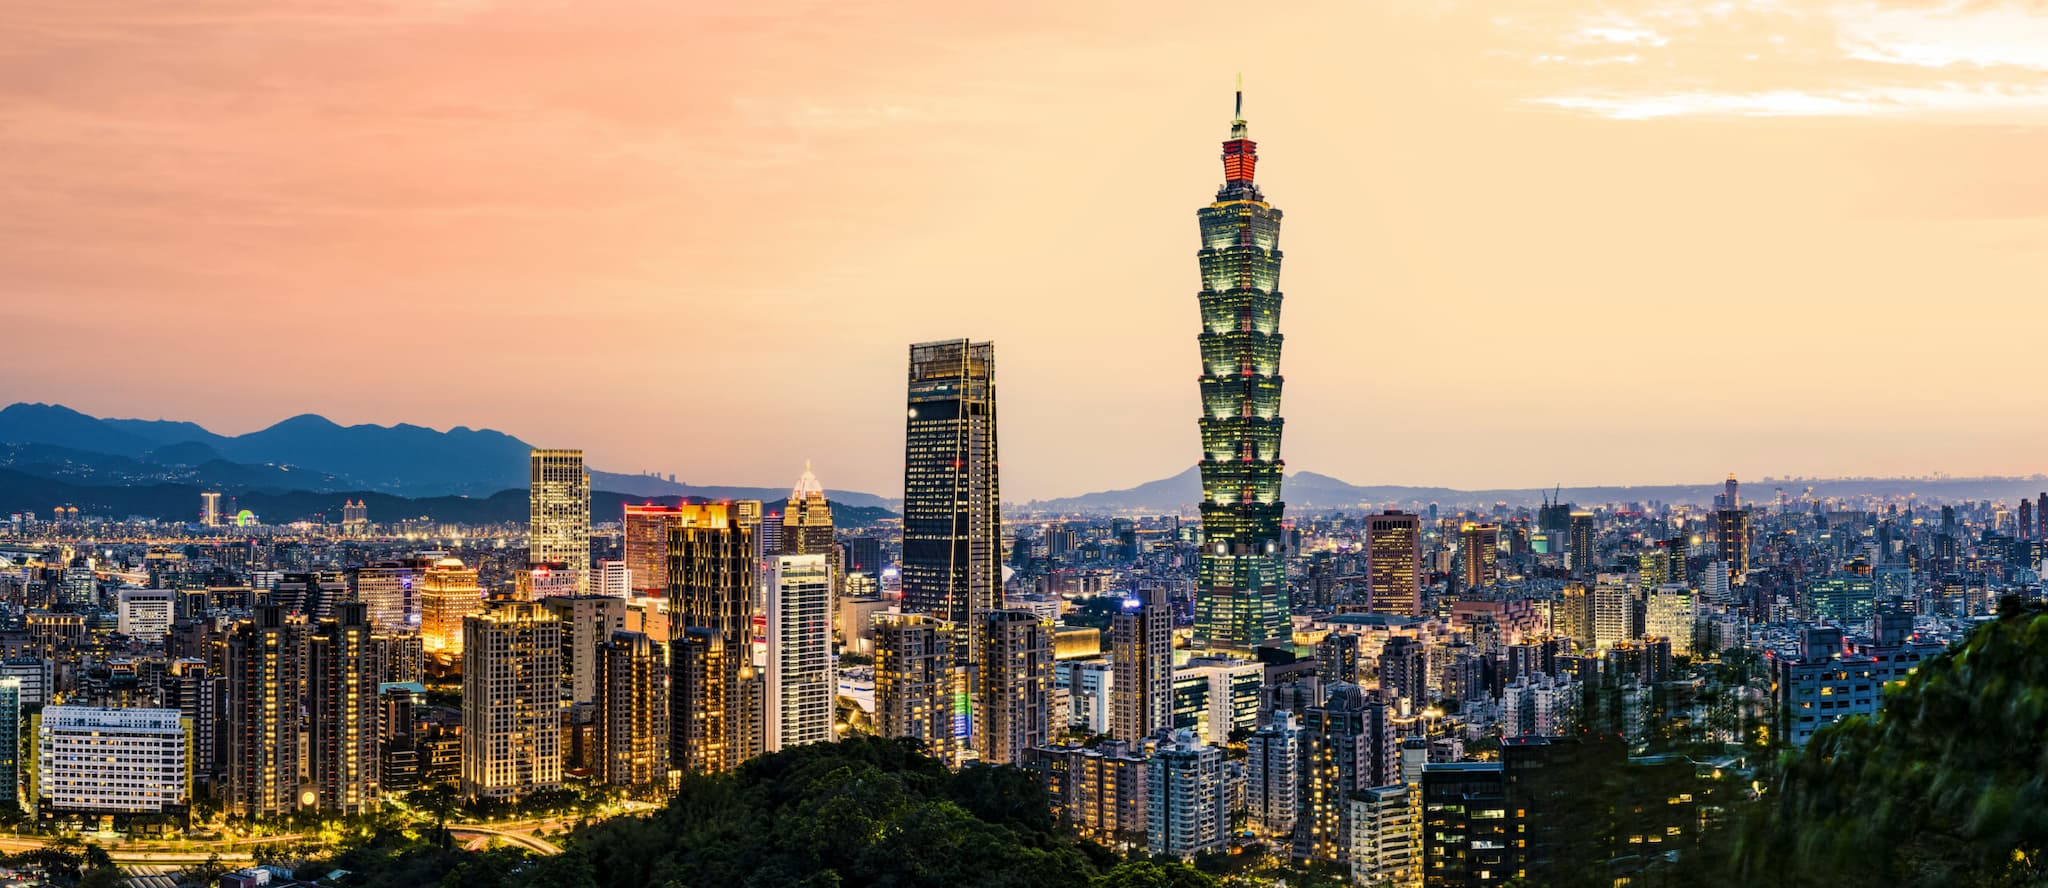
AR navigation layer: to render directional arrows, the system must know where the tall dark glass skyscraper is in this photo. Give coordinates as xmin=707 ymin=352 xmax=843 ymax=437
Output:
xmin=901 ymin=339 xmax=1002 ymax=752
xmin=1193 ymin=90 xmax=1290 ymax=649
xmin=902 ymin=340 xmax=1002 ymax=634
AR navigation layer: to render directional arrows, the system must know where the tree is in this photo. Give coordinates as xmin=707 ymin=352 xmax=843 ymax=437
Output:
xmin=1090 ymin=860 xmax=1218 ymax=888
xmin=178 ymin=852 xmax=233 ymax=887
xmin=1724 ymin=597 xmax=2048 ymax=887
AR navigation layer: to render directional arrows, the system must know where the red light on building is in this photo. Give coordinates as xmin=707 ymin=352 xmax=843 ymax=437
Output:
xmin=1222 ymin=138 xmax=1257 ymax=183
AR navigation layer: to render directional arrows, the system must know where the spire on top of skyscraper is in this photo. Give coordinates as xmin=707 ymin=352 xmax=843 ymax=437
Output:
xmin=1232 ymin=73 xmax=1247 ymax=137
xmin=1221 ymin=77 xmax=1258 ymax=192
xmin=793 ymin=460 xmax=823 ymax=498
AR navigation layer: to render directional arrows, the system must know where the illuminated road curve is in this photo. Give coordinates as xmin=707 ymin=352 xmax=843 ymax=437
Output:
xmin=446 ymin=825 xmax=563 ymax=856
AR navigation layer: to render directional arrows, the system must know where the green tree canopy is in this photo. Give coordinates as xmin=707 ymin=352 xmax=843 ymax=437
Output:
xmin=1729 ymin=597 xmax=2048 ymax=887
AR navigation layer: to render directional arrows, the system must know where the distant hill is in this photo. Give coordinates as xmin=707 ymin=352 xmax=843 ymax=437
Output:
xmin=0 ymin=403 xmax=537 ymax=495
xmin=0 ymin=403 xmax=164 ymax=457
xmin=0 ymin=441 xmax=342 ymax=491
xmin=0 ymin=402 xmax=894 ymax=508
xmin=0 ymin=468 xmax=894 ymax=528
xmin=1024 ymin=464 xmax=2048 ymax=513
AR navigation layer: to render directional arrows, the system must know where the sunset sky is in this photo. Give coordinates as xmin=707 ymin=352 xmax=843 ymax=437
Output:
xmin=2 ymin=1 xmax=2044 ymax=500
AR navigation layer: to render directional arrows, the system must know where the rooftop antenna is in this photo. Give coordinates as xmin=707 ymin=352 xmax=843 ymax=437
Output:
xmin=1234 ymin=72 xmax=1244 ymax=120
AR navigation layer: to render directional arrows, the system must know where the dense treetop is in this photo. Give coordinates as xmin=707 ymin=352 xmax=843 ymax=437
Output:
xmin=1724 ymin=598 xmax=2048 ymax=887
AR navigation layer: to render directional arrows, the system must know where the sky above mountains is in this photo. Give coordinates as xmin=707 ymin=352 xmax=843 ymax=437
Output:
xmin=2 ymin=1 xmax=2043 ymax=500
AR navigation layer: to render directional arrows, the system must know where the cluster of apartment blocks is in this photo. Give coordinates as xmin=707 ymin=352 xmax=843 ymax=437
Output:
xmin=0 ymin=553 xmax=838 ymax=827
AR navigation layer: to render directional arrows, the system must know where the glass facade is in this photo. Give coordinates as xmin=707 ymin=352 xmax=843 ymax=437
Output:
xmin=901 ymin=339 xmax=1002 ymax=667
xmin=529 ymin=449 xmax=591 ymax=593
xmin=1194 ymin=101 xmax=1290 ymax=648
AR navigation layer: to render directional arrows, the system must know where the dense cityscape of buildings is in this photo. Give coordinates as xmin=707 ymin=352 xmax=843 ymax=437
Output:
xmin=0 ymin=93 xmax=2036 ymax=887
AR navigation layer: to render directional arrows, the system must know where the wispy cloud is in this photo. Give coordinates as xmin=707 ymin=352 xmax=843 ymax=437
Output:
xmin=1533 ymin=84 xmax=2048 ymax=119
xmin=1514 ymin=0 xmax=2048 ymax=119
xmin=1569 ymin=24 xmax=1670 ymax=47
xmin=1839 ymin=3 xmax=2048 ymax=70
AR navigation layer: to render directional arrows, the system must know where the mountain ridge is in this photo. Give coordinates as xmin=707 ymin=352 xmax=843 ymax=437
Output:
xmin=0 ymin=468 xmax=896 ymax=528
xmin=1023 ymin=464 xmax=2048 ymax=513
xmin=0 ymin=402 xmax=893 ymax=507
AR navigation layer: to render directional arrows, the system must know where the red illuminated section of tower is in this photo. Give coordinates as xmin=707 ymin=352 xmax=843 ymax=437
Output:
xmin=1223 ymin=138 xmax=1256 ymax=183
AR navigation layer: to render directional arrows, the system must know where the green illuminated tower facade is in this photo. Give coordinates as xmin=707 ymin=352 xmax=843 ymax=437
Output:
xmin=1194 ymin=89 xmax=1290 ymax=649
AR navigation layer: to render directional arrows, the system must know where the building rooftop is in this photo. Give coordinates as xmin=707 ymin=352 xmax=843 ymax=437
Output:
xmin=1319 ymin=613 xmax=1420 ymax=629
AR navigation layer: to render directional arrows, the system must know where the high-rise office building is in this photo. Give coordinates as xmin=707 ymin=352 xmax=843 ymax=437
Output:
xmin=595 ymin=630 xmax=669 ymax=788
xmin=1715 ymin=509 xmax=1750 ymax=585
xmin=1366 ymin=511 xmax=1422 ymax=616
xmin=418 ymin=557 xmax=482 ymax=658
xmin=308 ymin=602 xmax=379 ymax=814
xmin=733 ymin=499 xmax=767 ymax=561
xmin=200 ymin=491 xmax=222 ymax=528
xmin=902 ymin=340 xmax=1003 ymax=666
xmin=225 ymin=605 xmax=307 ymax=818
xmin=1636 ymin=547 xmax=1672 ymax=589
xmin=1664 ymin=536 xmax=1689 ymax=586
xmin=377 ymin=684 xmax=423 ymax=794
xmin=1458 ymin=523 xmax=1499 ymax=589
xmin=1567 ymin=512 xmax=1596 ymax=576
xmin=116 ymin=587 xmax=175 ymax=641
xmin=758 ymin=510 xmax=784 ymax=558
xmin=1643 ymin=585 xmax=1695 ymax=656
xmin=1111 ymin=585 xmax=1174 ymax=743
xmin=1192 ymin=88 xmax=1290 ymax=650
xmin=1553 ymin=585 xmax=1592 ymax=646
xmin=1591 ymin=583 xmax=1636 ymax=651
xmin=766 ymin=555 xmax=835 ymax=752
xmin=1147 ymin=729 xmax=1228 ymax=859
xmin=782 ymin=463 xmax=843 ymax=596
xmin=840 ymin=536 xmax=884 ymax=584
xmin=350 ymin=563 xmax=414 ymax=632
xmin=597 ymin=560 xmax=631 ymax=599
xmin=1421 ymin=762 xmax=1510 ymax=887
xmin=461 ymin=601 xmax=563 ymax=801
xmin=623 ymin=503 xmax=686 ymax=596
xmin=33 ymin=707 xmax=189 ymax=823
xmin=873 ymin=612 xmax=964 ymax=765
xmin=977 ymin=610 xmax=1053 ymax=766
xmin=530 ymin=449 xmax=591 ymax=594
xmin=666 ymin=503 xmax=758 ymax=774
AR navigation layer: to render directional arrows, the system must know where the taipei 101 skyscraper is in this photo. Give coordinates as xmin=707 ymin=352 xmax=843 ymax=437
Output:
xmin=1193 ymin=85 xmax=1290 ymax=650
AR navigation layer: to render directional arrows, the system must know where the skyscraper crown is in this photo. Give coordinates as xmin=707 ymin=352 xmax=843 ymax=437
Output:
xmin=793 ymin=460 xmax=824 ymax=498
xmin=1223 ymin=83 xmax=1256 ymax=185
